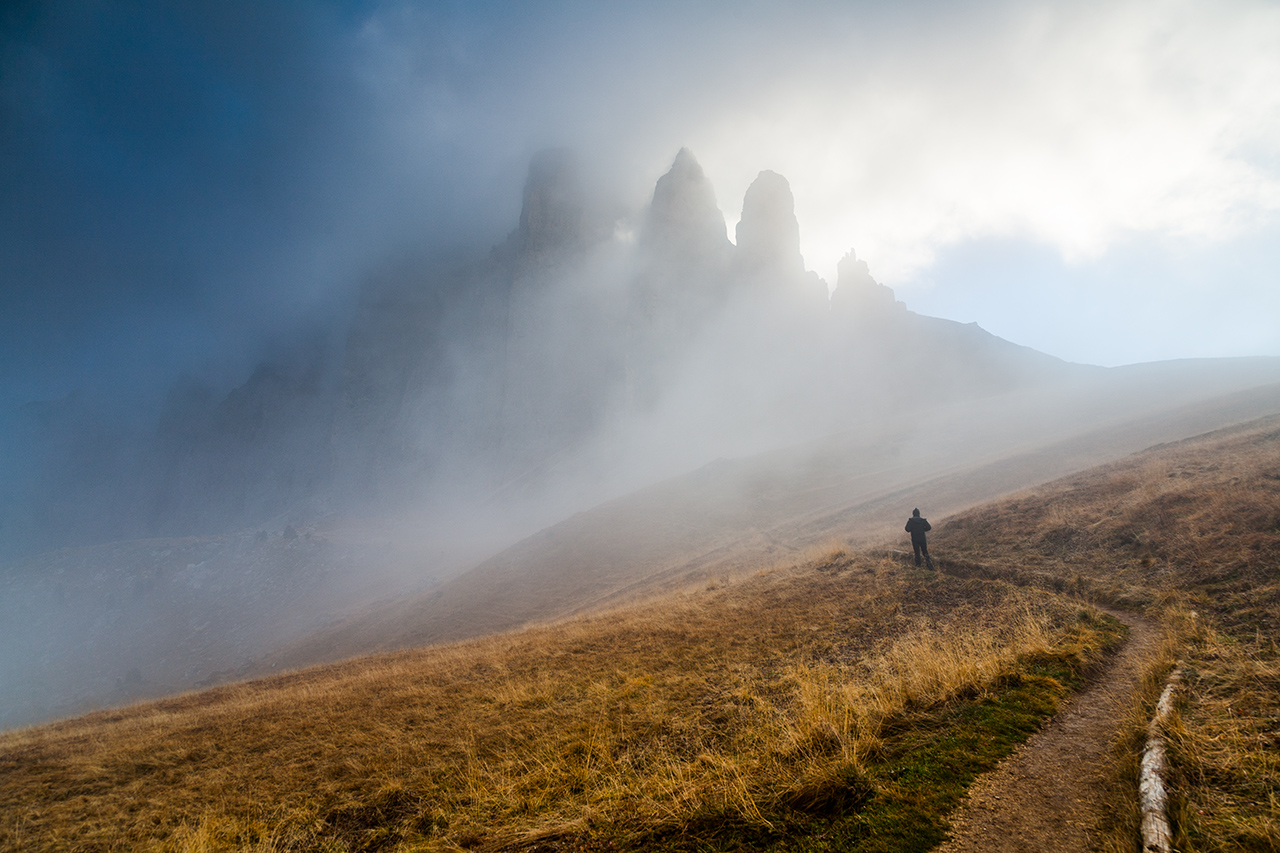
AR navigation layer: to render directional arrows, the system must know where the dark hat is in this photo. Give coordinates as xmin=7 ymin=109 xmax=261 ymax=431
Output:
xmin=912 ymin=508 xmax=920 ymax=516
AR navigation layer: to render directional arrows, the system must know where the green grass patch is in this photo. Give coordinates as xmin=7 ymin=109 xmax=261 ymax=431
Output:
xmin=603 ymin=613 xmax=1126 ymax=853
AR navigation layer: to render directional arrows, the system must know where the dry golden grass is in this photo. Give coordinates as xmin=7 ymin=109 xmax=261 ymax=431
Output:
xmin=1162 ymin=626 xmax=1280 ymax=852
xmin=937 ymin=414 xmax=1280 ymax=852
xmin=938 ymin=418 xmax=1280 ymax=623
xmin=0 ymin=551 xmax=1097 ymax=853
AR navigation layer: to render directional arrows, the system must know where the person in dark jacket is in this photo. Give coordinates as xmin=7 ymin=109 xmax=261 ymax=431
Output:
xmin=905 ymin=508 xmax=934 ymax=569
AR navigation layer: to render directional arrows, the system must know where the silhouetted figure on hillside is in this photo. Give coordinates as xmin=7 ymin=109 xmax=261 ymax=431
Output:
xmin=905 ymin=508 xmax=934 ymax=569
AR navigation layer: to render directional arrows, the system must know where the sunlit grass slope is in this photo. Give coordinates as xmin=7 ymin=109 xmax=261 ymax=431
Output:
xmin=0 ymin=552 xmax=1118 ymax=852
xmin=935 ymin=414 xmax=1280 ymax=853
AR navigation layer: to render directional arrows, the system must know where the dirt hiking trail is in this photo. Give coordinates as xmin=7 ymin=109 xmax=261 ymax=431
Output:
xmin=937 ymin=608 xmax=1159 ymax=853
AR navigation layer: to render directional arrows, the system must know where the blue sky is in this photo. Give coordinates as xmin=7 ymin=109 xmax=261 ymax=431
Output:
xmin=2 ymin=0 xmax=1278 ymax=421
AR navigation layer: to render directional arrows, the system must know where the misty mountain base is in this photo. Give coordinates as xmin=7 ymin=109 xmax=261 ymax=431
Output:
xmin=0 ymin=563 xmax=1117 ymax=853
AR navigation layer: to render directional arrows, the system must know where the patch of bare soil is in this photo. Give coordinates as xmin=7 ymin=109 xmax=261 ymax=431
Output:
xmin=936 ymin=607 xmax=1158 ymax=853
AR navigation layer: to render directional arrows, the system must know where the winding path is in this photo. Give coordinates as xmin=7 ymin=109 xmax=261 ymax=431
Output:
xmin=936 ymin=608 xmax=1159 ymax=853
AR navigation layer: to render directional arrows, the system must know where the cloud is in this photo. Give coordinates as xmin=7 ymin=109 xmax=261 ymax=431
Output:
xmin=668 ymin=0 xmax=1280 ymax=286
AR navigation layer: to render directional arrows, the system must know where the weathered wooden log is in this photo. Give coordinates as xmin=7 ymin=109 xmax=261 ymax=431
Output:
xmin=1139 ymin=670 xmax=1181 ymax=853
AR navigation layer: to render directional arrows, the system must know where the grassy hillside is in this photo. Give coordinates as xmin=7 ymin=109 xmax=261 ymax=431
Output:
xmin=0 ymin=557 xmax=1118 ymax=852
xmin=935 ymin=414 xmax=1280 ymax=852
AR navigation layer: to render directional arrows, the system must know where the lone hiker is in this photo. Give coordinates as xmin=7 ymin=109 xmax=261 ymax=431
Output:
xmin=905 ymin=508 xmax=934 ymax=569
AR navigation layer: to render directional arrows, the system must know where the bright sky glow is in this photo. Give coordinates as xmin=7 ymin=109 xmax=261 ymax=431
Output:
xmin=681 ymin=1 xmax=1280 ymax=287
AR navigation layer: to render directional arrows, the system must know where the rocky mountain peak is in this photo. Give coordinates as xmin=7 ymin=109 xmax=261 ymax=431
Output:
xmin=734 ymin=170 xmax=804 ymax=278
xmin=642 ymin=148 xmax=730 ymax=263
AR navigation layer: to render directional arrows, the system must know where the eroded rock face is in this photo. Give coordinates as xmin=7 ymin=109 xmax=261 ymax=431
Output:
xmin=734 ymin=170 xmax=804 ymax=280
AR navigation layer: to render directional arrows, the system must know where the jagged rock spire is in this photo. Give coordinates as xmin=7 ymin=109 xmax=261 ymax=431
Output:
xmin=831 ymin=249 xmax=902 ymax=319
xmin=643 ymin=148 xmax=731 ymax=263
xmin=734 ymin=170 xmax=804 ymax=278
